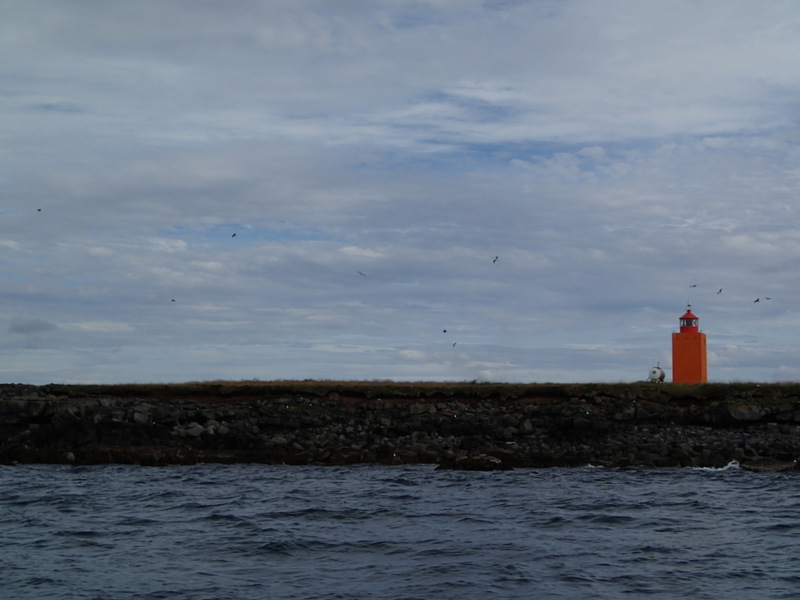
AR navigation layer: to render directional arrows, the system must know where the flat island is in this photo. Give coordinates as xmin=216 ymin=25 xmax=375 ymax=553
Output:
xmin=2 ymin=381 xmax=800 ymax=470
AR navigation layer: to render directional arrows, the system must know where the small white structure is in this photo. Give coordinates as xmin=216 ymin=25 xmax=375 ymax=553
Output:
xmin=647 ymin=365 xmax=665 ymax=383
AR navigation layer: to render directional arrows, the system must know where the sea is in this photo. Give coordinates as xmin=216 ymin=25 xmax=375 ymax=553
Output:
xmin=2 ymin=462 xmax=799 ymax=600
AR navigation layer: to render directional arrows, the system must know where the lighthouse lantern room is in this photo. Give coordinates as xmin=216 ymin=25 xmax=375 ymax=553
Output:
xmin=671 ymin=304 xmax=707 ymax=384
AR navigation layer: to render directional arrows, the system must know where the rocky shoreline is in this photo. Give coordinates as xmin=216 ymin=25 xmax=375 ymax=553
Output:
xmin=2 ymin=381 xmax=800 ymax=470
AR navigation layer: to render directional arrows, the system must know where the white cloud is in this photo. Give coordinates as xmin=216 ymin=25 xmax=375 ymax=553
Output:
xmin=397 ymin=349 xmax=430 ymax=362
xmin=63 ymin=321 xmax=135 ymax=333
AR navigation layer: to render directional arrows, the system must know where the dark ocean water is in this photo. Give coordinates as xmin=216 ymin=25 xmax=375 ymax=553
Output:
xmin=2 ymin=462 xmax=800 ymax=600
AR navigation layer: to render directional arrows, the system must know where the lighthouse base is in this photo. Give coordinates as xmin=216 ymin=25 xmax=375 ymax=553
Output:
xmin=672 ymin=331 xmax=707 ymax=384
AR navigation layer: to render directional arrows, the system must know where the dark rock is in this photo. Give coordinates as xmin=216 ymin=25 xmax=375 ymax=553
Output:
xmin=4 ymin=382 xmax=800 ymax=467
xmin=740 ymin=457 xmax=798 ymax=472
xmin=436 ymin=454 xmax=512 ymax=471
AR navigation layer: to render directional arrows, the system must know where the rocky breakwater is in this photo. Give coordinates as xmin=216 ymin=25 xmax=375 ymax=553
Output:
xmin=3 ymin=381 xmax=800 ymax=470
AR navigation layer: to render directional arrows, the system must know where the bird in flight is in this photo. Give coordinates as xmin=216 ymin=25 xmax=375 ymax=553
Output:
xmin=493 ymin=256 xmax=499 ymax=263
xmin=452 ymin=342 xmax=456 ymax=347
xmin=443 ymin=329 xmax=447 ymax=333
xmin=717 ymin=289 xmax=722 ymax=294
xmin=357 ymin=271 xmax=367 ymax=277
xmin=231 ymin=233 xmax=236 ymax=237
xmin=690 ymin=284 xmax=697 ymax=288
xmin=754 ymin=298 xmax=760 ymax=303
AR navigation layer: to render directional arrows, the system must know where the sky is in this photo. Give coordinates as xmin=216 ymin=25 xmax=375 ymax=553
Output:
xmin=3 ymin=0 xmax=800 ymax=384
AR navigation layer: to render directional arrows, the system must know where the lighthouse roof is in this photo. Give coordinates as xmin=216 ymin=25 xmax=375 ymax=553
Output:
xmin=680 ymin=309 xmax=698 ymax=320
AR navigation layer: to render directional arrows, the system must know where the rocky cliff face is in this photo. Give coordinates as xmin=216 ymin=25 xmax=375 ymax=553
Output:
xmin=2 ymin=382 xmax=800 ymax=470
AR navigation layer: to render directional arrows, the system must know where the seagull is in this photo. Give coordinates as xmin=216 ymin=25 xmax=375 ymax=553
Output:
xmin=443 ymin=329 xmax=447 ymax=333
xmin=452 ymin=342 xmax=456 ymax=347
xmin=171 ymin=299 xmax=175 ymax=302
xmin=357 ymin=271 xmax=367 ymax=277
xmin=717 ymin=289 xmax=722 ymax=294
xmin=493 ymin=256 xmax=499 ymax=263
xmin=231 ymin=233 xmax=236 ymax=237
xmin=37 ymin=208 xmax=42 ymax=212
xmin=754 ymin=298 xmax=760 ymax=303
xmin=765 ymin=297 xmax=771 ymax=300
xmin=690 ymin=284 xmax=697 ymax=288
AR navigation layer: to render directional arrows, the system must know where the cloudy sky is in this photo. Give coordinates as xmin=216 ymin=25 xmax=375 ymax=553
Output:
xmin=2 ymin=0 xmax=800 ymax=384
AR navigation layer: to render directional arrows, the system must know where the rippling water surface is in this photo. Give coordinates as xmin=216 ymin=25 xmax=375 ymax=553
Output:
xmin=2 ymin=462 xmax=800 ymax=599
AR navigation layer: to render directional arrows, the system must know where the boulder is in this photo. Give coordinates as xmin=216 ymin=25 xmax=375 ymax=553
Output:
xmin=740 ymin=457 xmax=797 ymax=472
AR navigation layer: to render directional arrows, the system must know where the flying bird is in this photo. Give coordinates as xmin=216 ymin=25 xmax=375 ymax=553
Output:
xmin=754 ymin=298 xmax=760 ymax=303
xmin=357 ymin=271 xmax=367 ymax=277
xmin=443 ymin=329 xmax=447 ymax=333
xmin=452 ymin=342 xmax=456 ymax=347
xmin=493 ymin=256 xmax=499 ymax=263
xmin=231 ymin=233 xmax=236 ymax=237
xmin=717 ymin=289 xmax=722 ymax=294
xmin=37 ymin=208 xmax=41 ymax=212
xmin=690 ymin=284 xmax=697 ymax=288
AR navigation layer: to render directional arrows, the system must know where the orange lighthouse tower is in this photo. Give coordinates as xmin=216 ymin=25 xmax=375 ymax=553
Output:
xmin=671 ymin=305 xmax=707 ymax=384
